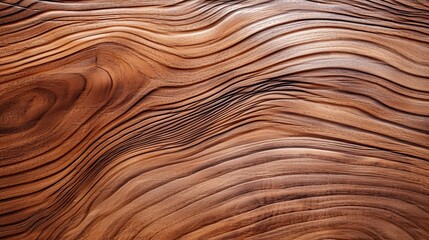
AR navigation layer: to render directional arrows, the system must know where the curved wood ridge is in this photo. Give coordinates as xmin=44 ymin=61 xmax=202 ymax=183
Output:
xmin=1 ymin=0 xmax=429 ymax=239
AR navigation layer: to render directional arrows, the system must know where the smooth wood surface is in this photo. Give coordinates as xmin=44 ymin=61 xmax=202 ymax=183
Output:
xmin=1 ymin=0 xmax=429 ymax=239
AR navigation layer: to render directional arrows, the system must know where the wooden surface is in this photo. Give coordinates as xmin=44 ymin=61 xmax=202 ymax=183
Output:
xmin=1 ymin=0 xmax=429 ymax=239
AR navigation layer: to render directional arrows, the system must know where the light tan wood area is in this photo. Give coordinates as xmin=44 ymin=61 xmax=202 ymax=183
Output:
xmin=0 ymin=0 xmax=429 ymax=239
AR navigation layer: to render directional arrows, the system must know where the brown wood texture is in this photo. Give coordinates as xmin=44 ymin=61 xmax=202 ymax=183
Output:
xmin=1 ymin=0 xmax=429 ymax=239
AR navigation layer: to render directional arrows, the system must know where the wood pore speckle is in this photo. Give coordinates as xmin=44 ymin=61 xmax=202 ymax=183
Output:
xmin=0 ymin=0 xmax=428 ymax=239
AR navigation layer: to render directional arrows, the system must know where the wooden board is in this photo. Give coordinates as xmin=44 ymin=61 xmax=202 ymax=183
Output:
xmin=1 ymin=0 xmax=429 ymax=239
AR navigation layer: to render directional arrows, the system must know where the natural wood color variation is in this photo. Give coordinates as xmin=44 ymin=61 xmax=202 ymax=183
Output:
xmin=1 ymin=0 xmax=429 ymax=239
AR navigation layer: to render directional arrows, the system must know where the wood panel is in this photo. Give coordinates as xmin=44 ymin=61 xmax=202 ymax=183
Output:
xmin=1 ymin=0 xmax=429 ymax=239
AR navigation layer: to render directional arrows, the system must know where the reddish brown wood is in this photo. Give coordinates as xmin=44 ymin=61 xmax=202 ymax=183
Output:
xmin=0 ymin=0 xmax=429 ymax=239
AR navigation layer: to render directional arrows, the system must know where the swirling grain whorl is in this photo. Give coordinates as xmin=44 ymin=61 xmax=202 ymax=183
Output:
xmin=0 ymin=0 xmax=428 ymax=239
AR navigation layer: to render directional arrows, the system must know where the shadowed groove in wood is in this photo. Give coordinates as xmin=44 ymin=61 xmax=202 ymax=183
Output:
xmin=0 ymin=0 xmax=428 ymax=239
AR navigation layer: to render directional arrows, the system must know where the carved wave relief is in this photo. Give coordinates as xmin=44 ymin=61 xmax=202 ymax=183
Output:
xmin=0 ymin=0 xmax=428 ymax=239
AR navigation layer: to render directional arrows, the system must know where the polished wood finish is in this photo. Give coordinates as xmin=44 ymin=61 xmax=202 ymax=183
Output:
xmin=1 ymin=0 xmax=429 ymax=239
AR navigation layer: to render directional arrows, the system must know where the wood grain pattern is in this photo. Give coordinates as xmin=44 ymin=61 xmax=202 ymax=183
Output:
xmin=1 ymin=0 xmax=429 ymax=239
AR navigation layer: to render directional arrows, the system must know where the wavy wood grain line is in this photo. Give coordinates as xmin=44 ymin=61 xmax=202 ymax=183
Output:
xmin=0 ymin=0 xmax=428 ymax=239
